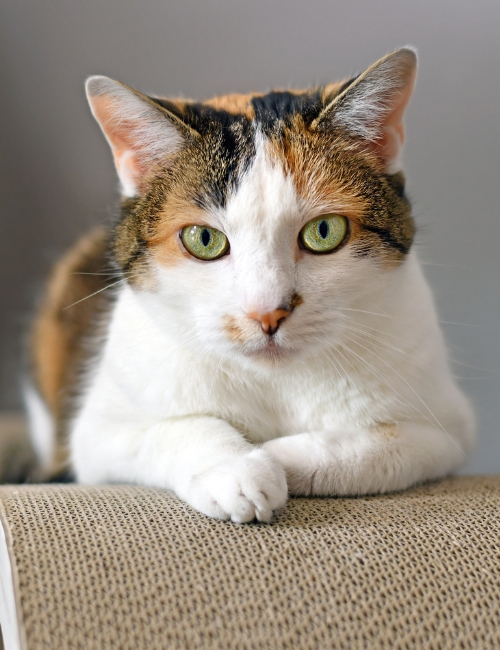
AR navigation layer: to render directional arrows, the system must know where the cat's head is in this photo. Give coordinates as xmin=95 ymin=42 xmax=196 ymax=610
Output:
xmin=86 ymin=48 xmax=416 ymax=368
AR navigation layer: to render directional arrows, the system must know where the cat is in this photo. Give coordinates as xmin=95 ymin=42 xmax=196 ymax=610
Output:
xmin=26 ymin=47 xmax=475 ymax=522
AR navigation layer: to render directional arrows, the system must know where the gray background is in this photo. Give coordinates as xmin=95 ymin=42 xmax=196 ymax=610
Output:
xmin=0 ymin=0 xmax=499 ymax=473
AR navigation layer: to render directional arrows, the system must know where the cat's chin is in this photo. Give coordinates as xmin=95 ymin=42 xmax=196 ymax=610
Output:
xmin=240 ymin=339 xmax=294 ymax=365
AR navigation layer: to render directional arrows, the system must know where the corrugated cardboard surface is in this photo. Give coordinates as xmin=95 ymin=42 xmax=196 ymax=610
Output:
xmin=0 ymin=476 xmax=499 ymax=649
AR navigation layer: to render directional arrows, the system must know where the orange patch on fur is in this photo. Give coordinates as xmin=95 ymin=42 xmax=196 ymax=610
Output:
xmin=322 ymin=81 xmax=347 ymax=101
xmin=30 ymin=227 xmax=110 ymax=475
xmin=223 ymin=316 xmax=257 ymax=344
xmin=203 ymin=86 xmax=345 ymax=118
xmin=169 ymin=84 xmax=346 ymax=120
xmin=204 ymin=93 xmax=256 ymax=118
xmin=224 ymin=316 xmax=246 ymax=344
xmin=266 ymin=130 xmax=368 ymax=225
xmin=148 ymin=201 xmax=210 ymax=267
xmin=376 ymin=423 xmax=399 ymax=441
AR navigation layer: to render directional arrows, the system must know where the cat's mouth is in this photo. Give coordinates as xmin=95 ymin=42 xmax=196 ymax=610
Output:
xmin=224 ymin=315 xmax=296 ymax=362
xmin=241 ymin=337 xmax=291 ymax=362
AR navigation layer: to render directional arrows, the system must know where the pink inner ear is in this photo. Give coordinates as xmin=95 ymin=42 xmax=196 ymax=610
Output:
xmin=89 ymin=94 xmax=147 ymax=195
xmin=375 ymin=66 xmax=417 ymax=169
xmin=114 ymin=148 xmax=143 ymax=192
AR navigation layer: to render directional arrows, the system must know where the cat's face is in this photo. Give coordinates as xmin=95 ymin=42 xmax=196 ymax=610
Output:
xmin=87 ymin=49 xmax=416 ymax=368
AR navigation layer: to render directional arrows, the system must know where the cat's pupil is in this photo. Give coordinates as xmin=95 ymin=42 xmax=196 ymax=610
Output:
xmin=201 ymin=229 xmax=211 ymax=247
xmin=318 ymin=220 xmax=328 ymax=239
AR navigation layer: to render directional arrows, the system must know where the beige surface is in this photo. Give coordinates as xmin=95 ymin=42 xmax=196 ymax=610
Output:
xmin=0 ymin=476 xmax=499 ymax=649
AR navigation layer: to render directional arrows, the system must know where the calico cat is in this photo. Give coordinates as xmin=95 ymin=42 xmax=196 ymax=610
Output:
xmin=26 ymin=48 xmax=475 ymax=522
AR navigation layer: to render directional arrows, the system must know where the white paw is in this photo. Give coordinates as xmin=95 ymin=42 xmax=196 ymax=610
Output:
xmin=184 ymin=449 xmax=287 ymax=523
xmin=263 ymin=430 xmax=406 ymax=496
xmin=263 ymin=432 xmax=348 ymax=496
xmin=262 ymin=435 xmax=323 ymax=496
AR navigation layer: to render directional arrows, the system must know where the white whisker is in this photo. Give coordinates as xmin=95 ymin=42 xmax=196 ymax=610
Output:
xmin=340 ymin=315 xmax=413 ymax=344
xmin=339 ymin=306 xmax=415 ymax=326
xmin=335 ymin=338 xmax=437 ymax=429
xmin=339 ymin=333 xmax=466 ymax=457
xmin=209 ymin=354 xmax=226 ymax=396
xmin=342 ymin=324 xmax=419 ymax=363
xmin=62 ymin=274 xmax=141 ymax=310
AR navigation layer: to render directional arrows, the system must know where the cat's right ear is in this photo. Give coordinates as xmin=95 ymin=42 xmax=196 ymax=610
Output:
xmin=86 ymin=76 xmax=196 ymax=197
xmin=314 ymin=48 xmax=417 ymax=173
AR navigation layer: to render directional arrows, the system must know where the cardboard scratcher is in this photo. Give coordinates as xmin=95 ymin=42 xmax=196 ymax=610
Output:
xmin=0 ymin=476 xmax=499 ymax=649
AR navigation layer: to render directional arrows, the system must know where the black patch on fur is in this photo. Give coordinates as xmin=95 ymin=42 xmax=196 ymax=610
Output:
xmin=395 ymin=183 xmax=406 ymax=199
xmin=251 ymin=90 xmax=323 ymax=133
xmin=360 ymin=223 xmax=410 ymax=255
xmin=47 ymin=470 xmax=75 ymax=483
xmin=122 ymin=238 xmax=147 ymax=274
xmin=152 ymin=91 xmax=328 ymax=206
xmin=336 ymin=75 xmax=360 ymax=97
xmin=153 ymin=98 xmax=256 ymax=208
xmin=148 ymin=89 xmax=332 ymax=208
xmin=387 ymin=172 xmax=406 ymax=199
xmin=193 ymin=121 xmax=256 ymax=209
xmin=151 ymin=98 xmax=242 ymax=136
xmin=113 ymin=198 xmax=148 ymax=278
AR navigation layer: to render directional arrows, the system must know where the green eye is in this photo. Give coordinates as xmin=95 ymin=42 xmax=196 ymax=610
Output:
xmin=181 ymin=225 xmax=229 ymax=260
xmin=299 ymin=214 xmax=348 ymax=253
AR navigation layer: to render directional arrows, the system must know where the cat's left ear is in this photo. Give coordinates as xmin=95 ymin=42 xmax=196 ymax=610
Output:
xmin=86 ymin=76 xmax=197 ymax=197
xmin=315 ymin=48 xmax=417 ymax=172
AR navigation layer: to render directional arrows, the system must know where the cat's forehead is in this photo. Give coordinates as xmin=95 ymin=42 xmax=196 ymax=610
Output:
xmin=154 ymin=82 xmax=345 ymax=129
xmin=153 ymin=82 xmax=358 ymax=217
xmin=147 ymin=84 xmax=413 ymax=259
xmin=221 ymin=133 xmax=300 ymax=233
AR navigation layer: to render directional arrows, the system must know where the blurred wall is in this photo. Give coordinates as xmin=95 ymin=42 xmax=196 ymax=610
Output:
xmin=0 ymin=0 xmax=499 ymax=473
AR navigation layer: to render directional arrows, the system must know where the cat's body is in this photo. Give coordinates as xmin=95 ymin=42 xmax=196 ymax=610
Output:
xmin=26 ymin=48 xmax=475 ymax=522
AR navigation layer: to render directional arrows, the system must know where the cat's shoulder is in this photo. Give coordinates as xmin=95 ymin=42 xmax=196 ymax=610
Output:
xmin=30 ymin=227 xmax=112 ymax=420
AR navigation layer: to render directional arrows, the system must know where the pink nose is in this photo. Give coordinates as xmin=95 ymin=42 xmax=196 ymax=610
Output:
xmin=247 ymin=308 xmax=291 ymax=335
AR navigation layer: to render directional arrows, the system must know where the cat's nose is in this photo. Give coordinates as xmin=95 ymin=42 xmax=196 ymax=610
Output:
xmin=247 ymin=308 xmax=291 ymax=336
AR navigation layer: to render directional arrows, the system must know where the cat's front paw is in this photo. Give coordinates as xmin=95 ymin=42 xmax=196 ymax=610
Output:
xmin=184 ymin=449 xmax=287 ymax=523
xmin=263 ymin=432 xmax=344 ymax=496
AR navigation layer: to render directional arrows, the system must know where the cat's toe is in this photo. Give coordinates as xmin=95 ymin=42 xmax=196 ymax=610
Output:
xmin=187 ymin=449 xmax=287 ymax=523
